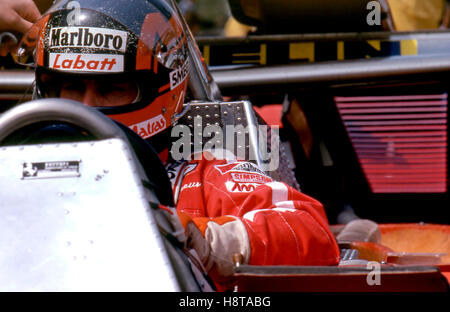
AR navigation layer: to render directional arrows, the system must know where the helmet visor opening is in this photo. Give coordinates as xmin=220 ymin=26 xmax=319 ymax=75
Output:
xmin=37 ymin=70 xmax=141 ymax=108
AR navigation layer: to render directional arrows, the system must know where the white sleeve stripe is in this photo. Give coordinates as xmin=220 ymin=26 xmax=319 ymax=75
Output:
xmin=275 ymin=200 xmax=296 ymax=209
xmin=243 ymin=208 xmax=298 ymax=222
xmin=266 ymin=182 xmax=288 ymax=205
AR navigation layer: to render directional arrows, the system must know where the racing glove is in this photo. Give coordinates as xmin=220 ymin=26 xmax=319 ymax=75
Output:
xmin=336 ymin=219 xmax=381 ymax=243
xmin=160 ymin=206 xmax=251 ymax=290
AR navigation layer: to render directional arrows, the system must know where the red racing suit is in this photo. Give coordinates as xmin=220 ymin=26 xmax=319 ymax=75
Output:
xmin=165 ymin=150 xmax=340 ymax=288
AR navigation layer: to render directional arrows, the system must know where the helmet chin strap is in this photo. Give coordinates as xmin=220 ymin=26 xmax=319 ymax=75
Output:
xmin=130 ymin=84 xmax=142 ymax=104
xmin=171 ymin=91 xmax=190 ymax=124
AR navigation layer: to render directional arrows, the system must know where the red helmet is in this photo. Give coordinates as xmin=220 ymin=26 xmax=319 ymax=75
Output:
xmin=18 ymin=0 xmax=189 ymax=140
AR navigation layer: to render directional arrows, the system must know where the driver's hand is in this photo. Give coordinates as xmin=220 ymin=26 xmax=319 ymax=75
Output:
xmin=0 ymin=0 xmax=41 ymax=33
xmin=0 ymin=0 xmax=41 ymax=56
xmin=161 ymin=206 xmax=250 ymax=291
xmin=177 ymin=211 xmax=247 ymax=290
xmin=176 ymin=211 xmax=215 ymax=271
xmin=336 ymin=219 xmax=381 ymax=243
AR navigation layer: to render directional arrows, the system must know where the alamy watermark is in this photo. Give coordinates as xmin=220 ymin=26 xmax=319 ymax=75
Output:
xmin=367 ymin=1 xmax=382 ymax=26
xmin=366 ymin=261 xmax=381 ymax=286
xmin=170 ymin=116 xmax=280 ymax=172
xmin=66 ymin=1 xmax=82 ymax=26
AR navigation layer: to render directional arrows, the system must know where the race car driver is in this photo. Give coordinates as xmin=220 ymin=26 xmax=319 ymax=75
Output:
xmin=18 ymin=0 xmax=340 ymax=290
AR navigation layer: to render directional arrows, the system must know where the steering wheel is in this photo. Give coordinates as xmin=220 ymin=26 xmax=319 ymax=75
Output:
xmin=0 ymin=98 xmax=174 ymax=206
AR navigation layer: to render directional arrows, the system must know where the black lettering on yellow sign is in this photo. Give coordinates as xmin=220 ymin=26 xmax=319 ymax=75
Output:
xmin=289 ymin=40 xmax=418 ymax=62
xmin=289 ymin=42 xmax=315 ymax=62
xmin=231 ymin=44 xmax=267 ymax=65
xmin=200 ymin=40 xmax=418 ymax=66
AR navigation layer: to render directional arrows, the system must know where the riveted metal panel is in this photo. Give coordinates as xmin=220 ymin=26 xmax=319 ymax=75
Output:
xmin=0 ymin=138 xmax=179 ymax=291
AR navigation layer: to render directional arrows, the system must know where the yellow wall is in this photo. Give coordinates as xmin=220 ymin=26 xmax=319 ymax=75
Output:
xmin=388 ymin=0 xmax=445 ymax=31
xmin=225 ymin=0 xmax=447 ymax=36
